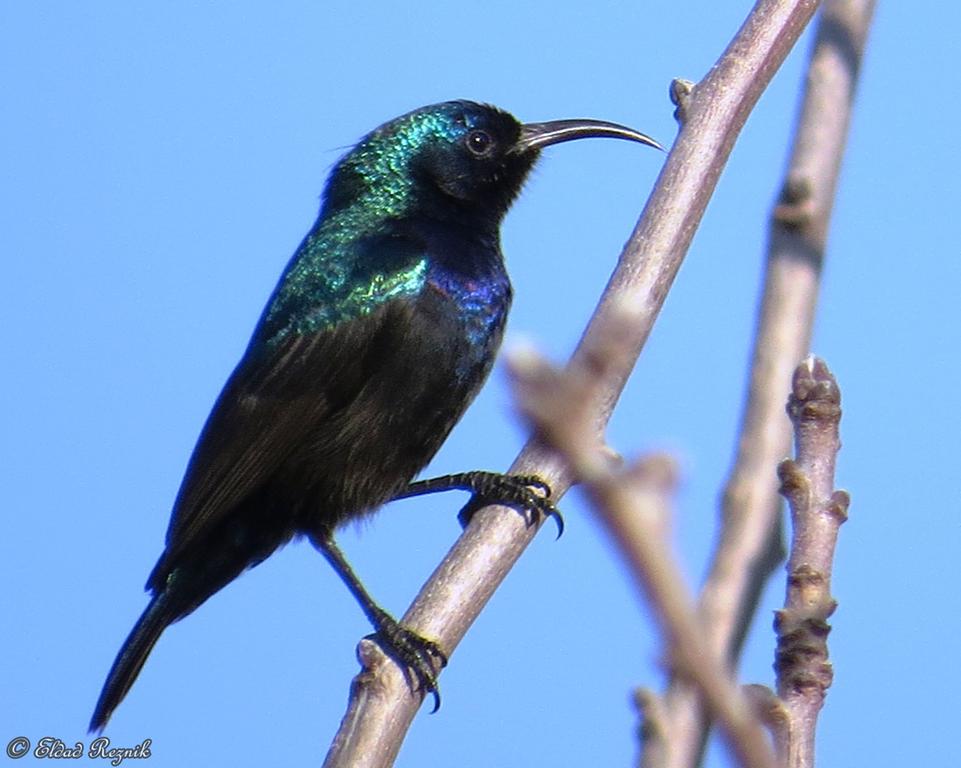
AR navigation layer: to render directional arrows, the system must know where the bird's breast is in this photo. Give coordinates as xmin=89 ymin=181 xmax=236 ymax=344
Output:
xmin=423 ymin=264 xmax=512 ymax=380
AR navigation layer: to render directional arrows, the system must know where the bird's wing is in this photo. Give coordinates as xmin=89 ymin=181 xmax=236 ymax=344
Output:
xmin=155 ymin=323 xmax=368 ymax=564
xmin=152 ymin=235 xmax=431 ymax=585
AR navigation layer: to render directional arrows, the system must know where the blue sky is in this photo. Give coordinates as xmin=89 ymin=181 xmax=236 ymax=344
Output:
xmin=3 ymin=2 xmax=956 ymax=766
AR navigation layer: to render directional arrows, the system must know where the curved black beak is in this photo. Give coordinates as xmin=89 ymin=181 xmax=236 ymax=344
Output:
xmin=516 ymin=118 xmax=663 ymax=153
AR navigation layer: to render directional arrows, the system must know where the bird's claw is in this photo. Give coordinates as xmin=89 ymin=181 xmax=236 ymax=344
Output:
xmin=457 ymin=472 xmax=564 ymax=538
xmin=370 ymin=614 xmax=447 ymax=713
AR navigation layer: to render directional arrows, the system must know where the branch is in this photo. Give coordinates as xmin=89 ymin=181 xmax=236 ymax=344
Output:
xmin=323 ymin=1 xmax=822 ymax=765
xmin=652 ymin=1 xmax=875 ymax=764
xmin=508 ymin=320 xmax=778 ymax=768
xmin=773 ymin=357 xmax=847 ymax=767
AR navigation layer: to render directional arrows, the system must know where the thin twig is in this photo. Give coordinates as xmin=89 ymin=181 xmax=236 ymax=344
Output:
xmin=636 ymin=687 xmax=672 ymax=768
xmin=508 ymin=322 xmax=777 ymax=768
xmin=323 ymin=1 xmax=822 ymax=765
xmin=774 ymin=357 xmax=847 ymax=768
xmin=654 ymin=1 xmax=875 ymax=764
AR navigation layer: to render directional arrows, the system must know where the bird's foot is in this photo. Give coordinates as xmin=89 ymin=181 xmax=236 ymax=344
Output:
xmin=369 ymin=610 xmax=448 ymax=712
xmin=397 ymin=470 xmax=562 ymax=536
xmin=455 ymin=472 xmax=563 ymax=536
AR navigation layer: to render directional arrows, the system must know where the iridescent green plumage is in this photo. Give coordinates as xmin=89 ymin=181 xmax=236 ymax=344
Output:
xmin=262 ymin=102 xmax=528 ymax=345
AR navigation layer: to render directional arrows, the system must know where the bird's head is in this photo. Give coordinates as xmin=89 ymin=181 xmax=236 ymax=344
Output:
xmin=324 ymin=101 xmax=661 ymax=229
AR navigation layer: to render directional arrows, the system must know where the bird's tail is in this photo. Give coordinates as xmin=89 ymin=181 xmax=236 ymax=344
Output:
xmin=89 ymin=593 xmax=172 ymax=733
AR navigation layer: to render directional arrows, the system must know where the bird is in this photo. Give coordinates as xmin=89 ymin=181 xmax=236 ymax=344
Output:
xmin=90 ymin=100 xmax=661 ymax=731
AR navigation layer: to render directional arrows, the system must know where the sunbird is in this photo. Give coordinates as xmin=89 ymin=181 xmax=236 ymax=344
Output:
xmin=90 ymin=100 xmax=660 ymax=730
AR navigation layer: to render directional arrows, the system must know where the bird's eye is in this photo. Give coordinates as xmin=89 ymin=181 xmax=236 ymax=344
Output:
xmin=466 ymin=129 xmax=495 ymax=157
